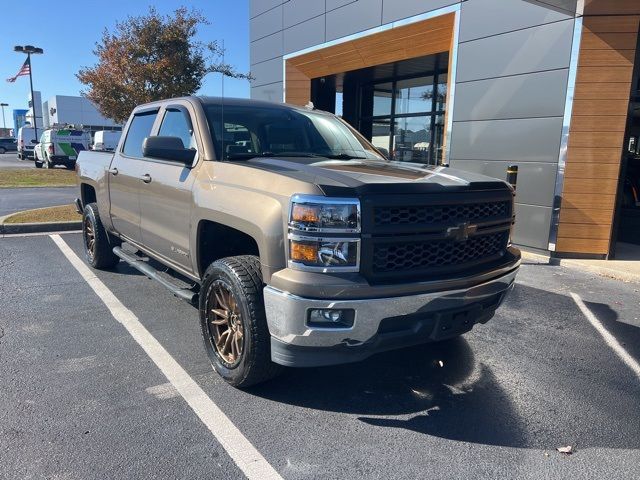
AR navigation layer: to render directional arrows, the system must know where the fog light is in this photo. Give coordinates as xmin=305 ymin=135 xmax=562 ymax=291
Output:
xmin=308 ymin=309 xmax=355 ymax=328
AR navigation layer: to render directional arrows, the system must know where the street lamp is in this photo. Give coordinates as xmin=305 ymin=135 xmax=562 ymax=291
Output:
xmin=14 ymin=45 xmax=44 ymax=140
xmin=0 ymin=103 xmax=8 ymax=130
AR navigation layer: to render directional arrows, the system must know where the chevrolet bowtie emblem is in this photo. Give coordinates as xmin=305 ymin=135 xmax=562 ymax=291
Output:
xmin=446 ymin=222 xmax=478 ymax=242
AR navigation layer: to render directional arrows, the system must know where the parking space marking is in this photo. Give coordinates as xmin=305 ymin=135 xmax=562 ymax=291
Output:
xmin=571 ymin=292 xmax=640 ymax=380
xmin=50 ymin=234 xmax=283 ymax=480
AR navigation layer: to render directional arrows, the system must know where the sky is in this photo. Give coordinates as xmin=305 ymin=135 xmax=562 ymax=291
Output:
xmin=0 ymin=0 xmax=250 ymax=119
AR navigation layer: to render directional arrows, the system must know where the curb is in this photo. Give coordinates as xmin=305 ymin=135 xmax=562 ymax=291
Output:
xmin=0 ymin=221 xmax=82 ymax=235
xmin=520 ymin=250 xmax=640 ymax=284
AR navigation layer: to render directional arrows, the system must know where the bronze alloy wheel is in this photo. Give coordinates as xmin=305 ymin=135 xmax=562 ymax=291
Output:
xmin=84 ymin=216 xmax=96 ymax=259
xmin=208 ymin=281 xmax=244 ymax=366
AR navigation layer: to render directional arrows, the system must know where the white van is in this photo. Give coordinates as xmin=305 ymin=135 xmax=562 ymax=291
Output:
xmin=92 ymin=130 xmax=121 ymax=151
xmin=34 ymin=128 xmax=92 ymax=169
xmin=17 ymin=126 xmax=37 ymax=160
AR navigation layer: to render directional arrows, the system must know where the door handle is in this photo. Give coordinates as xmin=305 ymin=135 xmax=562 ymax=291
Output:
xmin=140 ymin=174 xmax=152 ymax=183
xmin=108 ymin=167 xmax=118 ymax=175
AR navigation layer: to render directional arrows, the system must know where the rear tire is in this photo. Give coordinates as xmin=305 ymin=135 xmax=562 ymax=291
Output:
xmin=0 ymin=147 xmax=6 ymax=154
xmin=82 ymin=202 xmax=120 ymax=270
xmin=199 ymin=255 xmax=281 ymax=388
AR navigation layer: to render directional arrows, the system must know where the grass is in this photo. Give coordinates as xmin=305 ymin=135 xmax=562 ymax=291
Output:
xmin=4 ymin=204 xmax=81 ymax=224
xmin=0 ymin=168 xmax=76 ymax=188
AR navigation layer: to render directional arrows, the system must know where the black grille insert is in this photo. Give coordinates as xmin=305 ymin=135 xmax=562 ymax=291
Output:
xmin=372 ymin=232 xmax=509 ymax=273
xmin=374 ymin=201 xmax=509 ymax=227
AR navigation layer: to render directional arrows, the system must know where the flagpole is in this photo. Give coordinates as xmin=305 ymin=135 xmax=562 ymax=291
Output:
xmin=27 ymin=53 xmax=38 ymax=141
xmin=13 ymin=45 xmax=44 ymax=144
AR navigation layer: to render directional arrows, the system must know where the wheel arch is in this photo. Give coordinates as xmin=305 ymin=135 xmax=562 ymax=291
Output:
xmin=193 ymin=203 xmax=285 ymax=283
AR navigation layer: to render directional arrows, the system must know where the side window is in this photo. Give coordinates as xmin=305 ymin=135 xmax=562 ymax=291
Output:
xmin=122 ymin=111 xmax=158 ymax=158
xmin=158 ymin=108 xmax=196 ymax=150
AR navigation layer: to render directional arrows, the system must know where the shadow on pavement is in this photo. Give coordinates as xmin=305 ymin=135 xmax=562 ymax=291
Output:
xmin=249 ymin=284 xmax=640 ymax=450
xmin=585 ymin=299 xmax=640 ymax=362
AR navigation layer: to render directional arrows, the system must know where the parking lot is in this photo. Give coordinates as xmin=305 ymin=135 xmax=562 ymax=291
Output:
xmin=1 ymin=231 xmax=639 ymax=479
xmin=0 ymin=152 xmax=30 ymax=169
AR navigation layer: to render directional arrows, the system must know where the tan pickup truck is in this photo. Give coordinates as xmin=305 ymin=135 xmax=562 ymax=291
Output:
xmin=75 ymin=96 xmax=520 ymax=388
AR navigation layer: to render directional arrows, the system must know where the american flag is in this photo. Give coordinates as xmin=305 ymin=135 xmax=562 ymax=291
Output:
xmin=6 ymin=58 xmax=31 ymax=83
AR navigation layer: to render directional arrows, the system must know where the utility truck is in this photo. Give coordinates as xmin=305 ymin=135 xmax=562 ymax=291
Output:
xmin=35 ymin=127 xmax=91 ymax=169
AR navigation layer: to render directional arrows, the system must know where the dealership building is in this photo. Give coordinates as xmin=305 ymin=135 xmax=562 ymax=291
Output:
xmin=249 ymin=0 xmax=640 ymax=258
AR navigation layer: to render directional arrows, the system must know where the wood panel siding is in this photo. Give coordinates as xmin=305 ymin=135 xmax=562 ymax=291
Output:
xmin=556 ymin=15 xmax=639 ymax=256
xmin=284 ymin=13 xmax=455 ymax=106
xmin=584 ymin=1 xmax=640 ymax=16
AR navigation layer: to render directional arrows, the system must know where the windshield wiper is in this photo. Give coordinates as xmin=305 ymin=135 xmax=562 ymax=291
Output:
xmin=320 ymin=153 xmax=367 ymax=160
xmin=225 ymin=151 xmax=320 ymax=160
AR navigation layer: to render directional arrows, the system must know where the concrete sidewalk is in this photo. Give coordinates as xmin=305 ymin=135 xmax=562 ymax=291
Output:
xmin=521 ymin=242 xmax=640 ymax=283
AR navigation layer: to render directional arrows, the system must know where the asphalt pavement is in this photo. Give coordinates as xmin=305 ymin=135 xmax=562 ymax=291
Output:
xmin=0 ymin=151 xmax=32 ymax=169
xmin=0 ymin=152 xmax=77 ymax=217
xmin=1 ymin=232 xmax=639 ymax=479
xmin=0 ymin=187 xmax=77 ymax=217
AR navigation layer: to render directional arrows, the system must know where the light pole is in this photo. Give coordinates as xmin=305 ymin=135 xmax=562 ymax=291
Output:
xmin=14 ymin=45 xmax=44 ymax=140
xmin=0 ymin=103 xmax=7 ymax=130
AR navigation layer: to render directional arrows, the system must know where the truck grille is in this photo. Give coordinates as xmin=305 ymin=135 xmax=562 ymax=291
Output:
xmin=372 ymin=231 xmax=509 ymax=273
xmin=360 ymin=191 xmax=514 ymax=284
xmin=374 ymin=201 xmax=509 ymax=227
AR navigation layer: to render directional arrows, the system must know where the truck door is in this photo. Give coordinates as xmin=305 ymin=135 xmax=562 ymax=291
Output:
xmin=138 ymin=105 xmax=197 ymax=271
xmin=108 ymin=109 xmax=159 ymax=244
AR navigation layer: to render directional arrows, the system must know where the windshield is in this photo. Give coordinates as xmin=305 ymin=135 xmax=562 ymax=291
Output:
xmin=205 ymin=104 xmax=385 ymax=161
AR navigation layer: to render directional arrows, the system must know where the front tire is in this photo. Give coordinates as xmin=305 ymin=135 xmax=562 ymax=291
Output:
xmin=199 ymin=256 xmax=281 ymax=388
xmin=0 ymin=147 xmax=6 ymax=154
xmin=34 ymin=159 xmax=43 ymax=168
xmin=82 ymin=203 xmax=120 ymax=269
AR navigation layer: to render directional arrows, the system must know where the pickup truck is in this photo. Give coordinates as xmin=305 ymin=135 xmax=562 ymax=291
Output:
xmin=76 ymin=96 xmax=520 ymax=388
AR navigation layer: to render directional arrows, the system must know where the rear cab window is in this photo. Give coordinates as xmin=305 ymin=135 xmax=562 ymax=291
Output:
xmin=122 ymin=110 xmax=158 ymax=158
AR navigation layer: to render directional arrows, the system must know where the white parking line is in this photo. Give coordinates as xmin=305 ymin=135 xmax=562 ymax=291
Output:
xmin=50 ymin=234 xmax=283 ymax=480
xmin=571 ymin=292 xmax=640 ymax=380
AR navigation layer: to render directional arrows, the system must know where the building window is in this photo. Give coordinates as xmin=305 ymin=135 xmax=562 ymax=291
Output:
xmin=359 ymin=67 xmax=447 ymax=165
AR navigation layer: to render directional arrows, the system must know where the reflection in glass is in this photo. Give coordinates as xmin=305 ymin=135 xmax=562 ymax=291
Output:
xmin=436 ymin=75 xmax=447 ymax=112
xmin=395 ymin=77 xmax=434 ymax=115
xmin=392 ymin=116 xmax=431 ymax=163
xmin=372 ymin=83 xmax=393 ymax=116
xmin=358 ymin=59 xmax=448 ymax=165
xmin=434 ymin=115 xmax=445 ymax=164
xmin=371 ymin=119 xmax=392 ymax=152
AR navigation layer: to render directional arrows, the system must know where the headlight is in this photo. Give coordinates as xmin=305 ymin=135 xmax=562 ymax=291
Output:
xmin=289 ymin=235 xmax=359 ymax=270
xmin=289 ymin=195 xmax=360 ymax=233
xmin=288 ymin=195 xmax=361 ymax=272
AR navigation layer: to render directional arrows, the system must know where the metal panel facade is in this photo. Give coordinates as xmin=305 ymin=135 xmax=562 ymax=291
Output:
xmin=249 ymin=0 xmax=576 ymax=250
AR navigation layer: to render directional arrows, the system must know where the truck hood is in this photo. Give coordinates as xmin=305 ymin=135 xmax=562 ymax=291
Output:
xmin=241 ymin=157 xmax=511 ymax=195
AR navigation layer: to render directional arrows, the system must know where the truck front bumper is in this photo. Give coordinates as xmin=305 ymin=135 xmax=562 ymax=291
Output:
xmin=264 ymin=265 xmax=519 ymax=367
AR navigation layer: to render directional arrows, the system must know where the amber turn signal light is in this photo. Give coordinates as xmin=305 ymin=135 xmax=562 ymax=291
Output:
xmin=290 ymin=241 xmax=318 ymax=262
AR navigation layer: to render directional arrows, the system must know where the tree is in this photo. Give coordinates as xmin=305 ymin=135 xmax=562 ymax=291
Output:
xmin=77 ymin=7 xmax=250 ymax=124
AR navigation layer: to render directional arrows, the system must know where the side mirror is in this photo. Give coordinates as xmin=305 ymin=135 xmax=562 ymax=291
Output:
xmin=142 ymin=136 xmax=196 ymax=164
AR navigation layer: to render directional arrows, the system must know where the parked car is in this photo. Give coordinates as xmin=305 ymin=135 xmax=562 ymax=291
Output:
xmin=0 ymin=137 xmax=17 ymax=154
xmin=17 ymin=126 xmax=37 ymax=160
xmin=75 ymin=97 xmax=520 ymax=388
xmin=92 ymin=130 xmax=121 ymax=151
xmin=34 ymin=128 xmax=91 ymax=169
